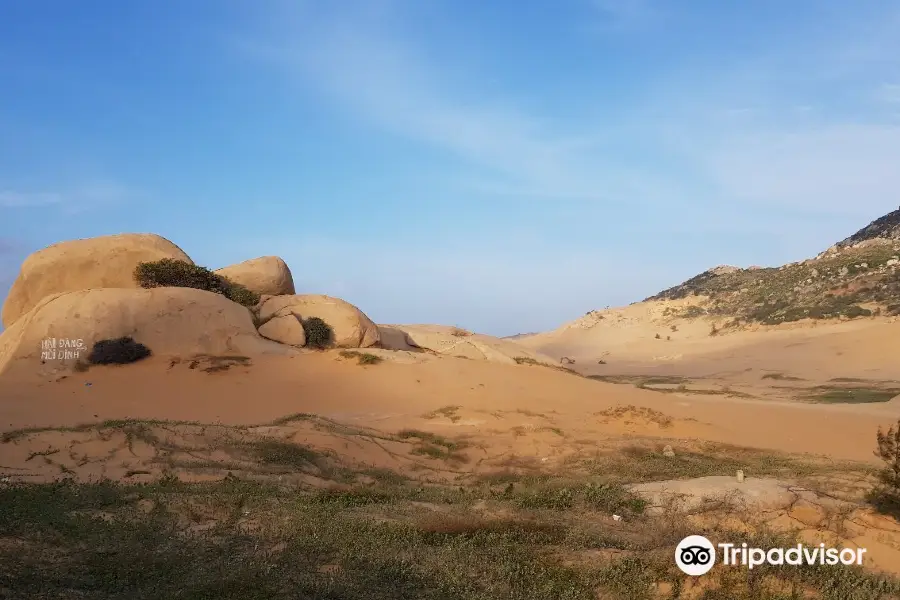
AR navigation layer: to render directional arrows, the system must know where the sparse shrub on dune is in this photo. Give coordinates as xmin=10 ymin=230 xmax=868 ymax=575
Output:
xmin=134 ymin=259 xmax=259 ymax=307
xmin=302 ymin=316 xmax=334 ymax=349
xmin=339 ymin=350 xmax=382 ymax=365
xmin=87 ymin=337 xmax=152 ymax=365
xmin=450 ymin=327 xmax=472 ymax=337
xmin=871 ymin=420 xmax=900 ymax=515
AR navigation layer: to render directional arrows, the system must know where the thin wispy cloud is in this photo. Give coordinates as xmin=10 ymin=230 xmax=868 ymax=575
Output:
xmin=238 ymin=6 xmax=686 ymax=210
xmin=0 ymin=191 xmax=64 ymax=208
xmin=241 ymin=1 xmax=900 ymax=228
xmin=0 ymin=180 xmax=137 ymax=212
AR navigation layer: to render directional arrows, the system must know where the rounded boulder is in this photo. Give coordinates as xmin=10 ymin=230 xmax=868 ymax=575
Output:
xmin=0 ymin=287 xmax=296 ymax=377
xmin=1 ymin=233 xmax=193 ymax=328
xmin=214 ymin=256 xmax=295 ymax=296
xmin=258 ymin=294 xmax=379 ymax=348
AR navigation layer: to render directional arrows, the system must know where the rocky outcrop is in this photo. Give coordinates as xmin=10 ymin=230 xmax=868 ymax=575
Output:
xmin=0 ymin=287 xmax=295 ymax=377
xmin=258 ymin=294 xmax=380 ymax=348
xmin=1 ymin=233 xmax=192 ymax=328
xmin=836 ymin=206 xmax=900 ymax=247
xmin=215 ymin=256 xmax=295 ymax=296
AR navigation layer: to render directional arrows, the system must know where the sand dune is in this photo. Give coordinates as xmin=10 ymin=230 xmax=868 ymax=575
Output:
xmin=517 ymin=301 xmax=900 ymax=382
xmin=2 ymin=350 xmax=896 ymax=466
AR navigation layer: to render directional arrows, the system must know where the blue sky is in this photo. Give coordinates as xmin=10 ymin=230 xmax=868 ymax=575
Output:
xmin=1 ymin=0 xmax=899 ymax=336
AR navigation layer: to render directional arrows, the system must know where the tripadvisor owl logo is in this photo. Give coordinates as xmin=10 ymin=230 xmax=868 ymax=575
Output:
xmin=675 ymin=534 xmax=868 ymax=576
xmin=675 ymin=535 xmax=716 ymax=576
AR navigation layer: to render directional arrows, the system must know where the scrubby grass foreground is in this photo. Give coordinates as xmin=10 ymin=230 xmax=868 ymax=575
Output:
xmin=2 ymin=473 xmax=900 ymax=600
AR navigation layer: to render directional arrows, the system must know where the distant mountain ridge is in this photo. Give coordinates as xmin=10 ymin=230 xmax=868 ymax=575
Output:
xmin=644 ymin=207 xmax=900 ymax=326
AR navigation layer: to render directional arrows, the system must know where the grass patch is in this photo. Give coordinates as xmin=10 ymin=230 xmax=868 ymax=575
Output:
xmin=511 ymin=480 xmax=647 ymax=516
xmin=590 ymin=375 xmax=753 ymax=398
xmin=422 ymin=405 xmax=462 ymax=423
xmin=247 ymin=439 xmax=326 ymax=469
xmin=0 ymin=444 xmax=896 ymax=599
xmin=595 ymin=406 xmax=673 ymax=428
xmin=584 ymin=444 xmax=824 ymax=484
xmin=396 ymin=429 xmax=469 ymax=463
xmin=804 ymin=386 xmax=900 ymax=404
xmin=589 ymin=374 xmax=688 ymax=387
xmin=339 ymin=350 xmax=383 ymax=365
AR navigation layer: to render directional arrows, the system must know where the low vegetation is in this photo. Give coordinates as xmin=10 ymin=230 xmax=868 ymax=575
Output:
xmin=871 ymin=419 xmax=900 ymax=517
xmin=589 ymin=374 xmax=755 ymax=399
xmin=339 ymin=350 xmax=383 ymax=365
xmin=396 ymin=429 xmax=469 ymax=463
xmin=804 ymin=385 xmax=900 ymax=404
xmin=422 ymin=405 xmax=462 ymax=422
xmin=2 ymin=463 xmax=897 ymax=598
xmin=3 ymin=411 xmax=900 ymax=598
xmin=584 ymin=443 xmax=823 ymax=483
xmin=302 ymin=316 xmax=334 ymax=349
xmin=86 ymin=336 xmax=152 ymax=365
xmin=134 ymin=258 xmax=260 ymax=307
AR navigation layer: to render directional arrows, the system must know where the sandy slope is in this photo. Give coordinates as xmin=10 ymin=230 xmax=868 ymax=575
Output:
xmin=1 ymin=351 xmax=896 ymax=465
xmin=517 ymin=301 xmax=900 ymax=382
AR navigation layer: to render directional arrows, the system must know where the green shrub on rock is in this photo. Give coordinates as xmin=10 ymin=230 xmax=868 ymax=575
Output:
xmin=302 ymin=316 xmax=334 ymax=349
xmin=134 ymin=259 xmax=259 ymax=307
xmin=87 ymin=337 xmax=152 ymax=365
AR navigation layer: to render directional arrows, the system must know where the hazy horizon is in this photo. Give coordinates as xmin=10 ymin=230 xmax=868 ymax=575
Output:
xmin=2 ymin=1 xmax=899 ymax=337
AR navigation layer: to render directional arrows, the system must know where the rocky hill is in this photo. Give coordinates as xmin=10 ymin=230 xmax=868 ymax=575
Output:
xmin=835 ymin=206 xmax=900 ymax=247
xmin=646 ymin=208 xmax=900 ymax=326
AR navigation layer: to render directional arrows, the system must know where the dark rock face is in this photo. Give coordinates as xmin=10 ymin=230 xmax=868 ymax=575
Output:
xmin=836 ymin=207 xmax=900 ymax=247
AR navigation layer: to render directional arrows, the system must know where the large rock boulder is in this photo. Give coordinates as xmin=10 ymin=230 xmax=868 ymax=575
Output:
xmin=0 ymin=287 xmax=295 ymax=377
xmin=258 ymin=294 xmax=379 ymax=348
xmin=1 ymin=233 xmax=192 ymax=328
xmin=257 ymin=314 xmax=306 ymax=347
xmin=215 ymin=256 xmax=295 ymax=296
